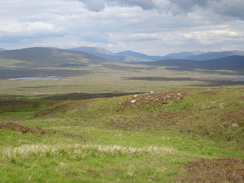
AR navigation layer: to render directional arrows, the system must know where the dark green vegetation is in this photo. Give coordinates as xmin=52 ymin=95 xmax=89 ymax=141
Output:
xmin=0 ymin=89 xmax=243 ymax=182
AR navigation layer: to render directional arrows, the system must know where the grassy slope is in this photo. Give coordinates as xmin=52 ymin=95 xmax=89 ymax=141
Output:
xmin=0 ymin=89 xmax=243 ymax=182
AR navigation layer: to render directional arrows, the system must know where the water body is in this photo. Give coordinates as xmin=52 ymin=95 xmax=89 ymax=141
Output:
xmin=8 ymin=76 xmax=70 ymax=81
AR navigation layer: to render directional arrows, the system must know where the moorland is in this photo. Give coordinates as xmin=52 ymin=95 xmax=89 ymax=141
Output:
xmin=0 ymin=47 xmax=243 ymax=182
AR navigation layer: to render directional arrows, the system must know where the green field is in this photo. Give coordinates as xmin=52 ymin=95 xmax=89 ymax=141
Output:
xmin=0 ymin=87 xmax=243 ymax=182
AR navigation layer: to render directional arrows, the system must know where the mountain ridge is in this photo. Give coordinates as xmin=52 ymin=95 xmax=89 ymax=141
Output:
xmin=1 ymin=46 xmax=244 ymax=62
xmin=116 ymin=50 xmax=164 ymax=61
xmin=70 ymin=47 xmax=152 ymax=62
xmin=138 ymin=55 xmax=244 ymax=72
xmin=70 ymin=47 xmax=244 ymax=62
xmin=186 ymin=51 xmax=244 ymax=61
xmin=0 ymin=47 xmax=110 ymax=68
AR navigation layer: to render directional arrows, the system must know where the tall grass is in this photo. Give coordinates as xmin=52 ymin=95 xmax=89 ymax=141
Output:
xmin=2 ymin=144 xmax=178 ymax=159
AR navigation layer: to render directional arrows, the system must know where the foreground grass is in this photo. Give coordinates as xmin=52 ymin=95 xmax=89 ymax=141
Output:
xmin=0 ymin=88 xmax=243 ymax=182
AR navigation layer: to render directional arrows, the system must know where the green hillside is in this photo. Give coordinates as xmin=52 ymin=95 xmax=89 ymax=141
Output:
xmin=0 ymin=47 xmax=111 ymax=67
xmin=0 ymin=89 xmax=243 ymax=182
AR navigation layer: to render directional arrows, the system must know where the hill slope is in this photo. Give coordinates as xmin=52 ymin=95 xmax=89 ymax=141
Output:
xmin=0 ymin=89 xmax=243 ymax=182
xmin=0 ymin=47 xmax=110 ymax=68
xmin=0 ymin=47 xmax=130 ymax=79
xmin=163 ymin=51 xmax=244 ymax=61
xmin=140 ymin=55 xmax=244 ymax=72
xmin=162 ymin=51 xmax=201 ymax=60
xmin=186 ymin=51 xmax=244 ymax=61
xmin=116 ymin=50 xmax=164 ymax=60
xmin=70 ymin=47 xmax=152 ymax=62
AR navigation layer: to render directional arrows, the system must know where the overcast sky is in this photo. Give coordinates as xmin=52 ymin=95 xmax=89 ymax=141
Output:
xmin=0 ymin=0 xmax=244 ymax=55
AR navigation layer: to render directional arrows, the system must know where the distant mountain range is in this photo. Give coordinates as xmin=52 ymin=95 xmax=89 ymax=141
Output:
xmin=0 ymin=47 xmax=243 ymax=79
xmin=185 ymin=51 xmax=244 ymax=61
xmin=116 ymin=50 xmax=164 ymax=61
xmin=163 ymin=51 xmax=203 ymax=60
xmin=1 ymin=46 xmax=244 ymax=62
xmin=70 ymin=46 xmax=244 ymax=62
xmin=70 ymin=47 xmax=152 ymax=62
xmin=139 ymin=56 xmax=244 ymax=72
xmin=117 ymin=50 xmax=244 ymax=61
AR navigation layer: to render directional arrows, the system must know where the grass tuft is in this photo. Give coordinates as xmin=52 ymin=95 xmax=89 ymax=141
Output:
xmin=2 ymin=144 xmax=178 ymax=160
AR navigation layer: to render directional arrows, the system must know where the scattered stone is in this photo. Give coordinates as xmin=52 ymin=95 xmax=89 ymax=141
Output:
xmin=131 ymin=100 xmax=137 ymax=103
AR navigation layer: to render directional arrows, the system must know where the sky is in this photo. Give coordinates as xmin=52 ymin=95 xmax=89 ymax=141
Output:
xmin=0 ymin=0 xmax=244 ymax=55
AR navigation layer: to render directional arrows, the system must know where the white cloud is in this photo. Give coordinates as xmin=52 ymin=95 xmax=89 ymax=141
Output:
xmin=0 ymin=21 xmax=58 ymax=36
xmin=0 ymin=0 xmax=244 ymax=54
xmin=180 ymin=28 xmax=244 ymax=45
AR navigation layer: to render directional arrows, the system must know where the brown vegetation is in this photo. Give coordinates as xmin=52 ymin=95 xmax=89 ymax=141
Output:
xmin=220 ymin=109 xmax=244 ymax=128
xmin=117 ymin=89 xmax=190 ymax=110
xmin=177 ymin=158 xmax=244 ymax=183
xmin=108 ymin=111 xmax=184 ymax=131
xmin=0 ymin=121 xmax=86 ymax=141
xmin=0 ymin=121 xmax=51 ymax=134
